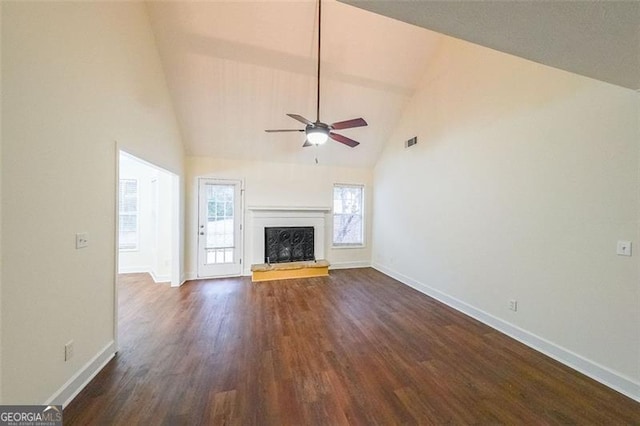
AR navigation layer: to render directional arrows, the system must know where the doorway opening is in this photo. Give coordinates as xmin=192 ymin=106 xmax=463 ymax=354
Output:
xmin=117 ymin=151 xmax=180 ymax=287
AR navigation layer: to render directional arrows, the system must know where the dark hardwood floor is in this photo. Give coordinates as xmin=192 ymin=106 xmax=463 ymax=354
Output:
xmin=64 ymin=269 xmax=640 ymax=425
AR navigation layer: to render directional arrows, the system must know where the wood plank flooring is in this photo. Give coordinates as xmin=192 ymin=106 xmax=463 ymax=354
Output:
xmin=64 ymin=269 xmax=640 ymax=425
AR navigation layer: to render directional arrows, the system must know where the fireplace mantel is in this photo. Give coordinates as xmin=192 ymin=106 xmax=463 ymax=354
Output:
xmin=248 ymin=206 xmax=329 ymax=268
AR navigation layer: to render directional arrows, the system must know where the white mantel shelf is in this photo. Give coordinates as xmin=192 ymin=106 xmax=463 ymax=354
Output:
xmin=248 ymin=206 xmax=331 ymax=212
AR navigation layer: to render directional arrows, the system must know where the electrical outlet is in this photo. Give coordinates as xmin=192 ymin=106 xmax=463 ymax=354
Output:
xmin=75 ymin=233 xmax=89 ymax=249
xmin=65 ymin=340 xmax=74 ymax=361
xmin=509 ymin=300 xmax=518 ymax=312
xmin=617 ymin=240 xmax=632 ymax=256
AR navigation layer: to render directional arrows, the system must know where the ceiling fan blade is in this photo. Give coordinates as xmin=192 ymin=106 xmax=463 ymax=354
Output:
xmin=302 ymin=140 xmax=312 ymax=147
xmin=287 ymin=114 xmax=314 ymax=126
xmin=330 ymin=132 xmax=360 ymax=148
xmin=265 ymin=129 xmax=304 ymax=133
xmin=330 ymin=117 xmax=368 ymax=130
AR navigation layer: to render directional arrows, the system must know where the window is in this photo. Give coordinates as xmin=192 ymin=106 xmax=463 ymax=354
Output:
xmin=333 ymin=184 xmax=364 ymax=246
xmin=119 ymin=179 xmax=138 ymax=250
xmin=204 ymin=183 xmax=235 ymax=264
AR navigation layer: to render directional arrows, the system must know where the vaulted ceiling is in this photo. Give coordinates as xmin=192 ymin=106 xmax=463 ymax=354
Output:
xmin=148 ymin=0 xmax=639 ymax=169
xmin=342 ymin=0 xmax=640 ymax=91
xmin=147 ymin=1 xmax=441 ymax=168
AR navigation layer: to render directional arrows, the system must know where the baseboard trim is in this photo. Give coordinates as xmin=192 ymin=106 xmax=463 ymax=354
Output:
xmin=329 ymin=261 xmax=371 ymax=270
xmin=45 ymin=340 xmax=116 ymax=407
xmin=372 ymin=262 xmax=640 ymax=402
xmin=149 ymin=270 xmax=171 ymax=284
xmin=120 ymin=267 xmax=170 ymax=284
xmin=186 ymin=272 xmax=263 ymax=281
xmin=118 ymin=265 xmax=150 ymax=274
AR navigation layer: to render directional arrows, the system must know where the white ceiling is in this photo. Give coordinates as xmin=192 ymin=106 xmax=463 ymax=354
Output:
xmin=147 ymin=0 xmax=442 ymax=167
xmin=341 ymin=0 xmax=640 ymax=91
xmin=148 ymin=1 xmax=638 ymax=168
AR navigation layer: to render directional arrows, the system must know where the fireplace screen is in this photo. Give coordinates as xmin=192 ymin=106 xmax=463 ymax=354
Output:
xmin=265 ymin=227 xmax=314 ymax=263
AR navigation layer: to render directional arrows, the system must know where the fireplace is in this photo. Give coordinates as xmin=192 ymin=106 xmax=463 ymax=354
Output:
xmin=247 ymin=206 xmax=329 ymax=272
xmin=265 ymin=226 xmax=314 ymax=263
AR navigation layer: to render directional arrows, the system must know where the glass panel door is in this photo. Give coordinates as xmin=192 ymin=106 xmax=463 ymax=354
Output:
xmin=197 ymin=179 xmax=242 ymax=277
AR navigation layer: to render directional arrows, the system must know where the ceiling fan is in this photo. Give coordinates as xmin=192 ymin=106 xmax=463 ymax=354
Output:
xmin=265 ymin=0 xmax=367 ymax=148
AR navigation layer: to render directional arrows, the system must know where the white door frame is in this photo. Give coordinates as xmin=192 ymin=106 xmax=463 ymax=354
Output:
xmin=197 ymin=178 xmax=244 ymax=278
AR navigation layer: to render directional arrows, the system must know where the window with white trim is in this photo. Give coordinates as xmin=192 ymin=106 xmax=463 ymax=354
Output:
xmin=119 ymin=179 xmax=138 ymax=250
xmin=333 ymin=184 xmax=364 ymax=246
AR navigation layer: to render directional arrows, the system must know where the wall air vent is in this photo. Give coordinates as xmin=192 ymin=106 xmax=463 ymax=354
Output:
xmin=405 ymin=136 xmax=417 ymax=148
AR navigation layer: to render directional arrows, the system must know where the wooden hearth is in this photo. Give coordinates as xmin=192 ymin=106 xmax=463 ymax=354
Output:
xmin=251 ymin=260 xmax=330 ymax=282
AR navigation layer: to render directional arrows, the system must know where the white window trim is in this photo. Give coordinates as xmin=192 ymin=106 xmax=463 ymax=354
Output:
xmin=332 ymin=183 xmax=365 ymax=248
xmin=119 ymin=178 xmax=139 ymax=252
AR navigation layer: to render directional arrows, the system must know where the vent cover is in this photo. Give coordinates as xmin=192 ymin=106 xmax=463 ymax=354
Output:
xmin=405 ymin=136 xmax=417 ymax=148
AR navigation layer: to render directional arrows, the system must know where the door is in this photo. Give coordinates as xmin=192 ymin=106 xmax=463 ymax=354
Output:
xmin=197 ymin=178 xmax=243 ymax=277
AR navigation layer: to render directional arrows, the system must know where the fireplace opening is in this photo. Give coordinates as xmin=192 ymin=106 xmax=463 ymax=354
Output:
xmin=265 ymin=226 xmax=314 ymax=263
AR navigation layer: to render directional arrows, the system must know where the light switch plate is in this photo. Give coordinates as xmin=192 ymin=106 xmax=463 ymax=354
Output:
xmin=76 ymin=233 xmax=89 ymax=249
xmin=616 ymin=240 xmax=631 ymax=256
xmin=65 ymin=340 xmax=74 ymax=361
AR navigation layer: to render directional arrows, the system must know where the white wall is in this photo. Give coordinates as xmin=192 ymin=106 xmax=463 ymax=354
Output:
xmin=154 ymin=171 xmax=175 ymax=282
xmin=118 ymin=153 xmax=173 ymax=283
xmin=186 ymin=157 xmax=373 ymax=277
xmin=373 ymin=37 xmax=640 ymax=399
xmin=119 ymin=154 xmax=157 ymax=275
xmin=1 ymin=2 xmax=184 ymax=404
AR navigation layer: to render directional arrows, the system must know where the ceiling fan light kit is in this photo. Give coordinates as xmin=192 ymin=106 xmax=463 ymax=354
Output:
xmin=306 ymin=125 xmax=329 ymax=145
xmin=307 ymin=132 xmax=328 ymax=145
xmin=265 ymin=0 xmax=367 ymax=149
